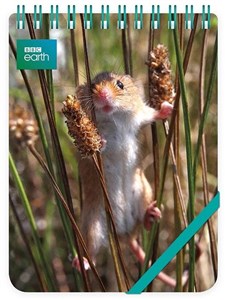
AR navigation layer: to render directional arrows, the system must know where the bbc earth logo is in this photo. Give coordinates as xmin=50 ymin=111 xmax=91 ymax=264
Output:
xmin=17 ymin=39 xmax=57 ymax=70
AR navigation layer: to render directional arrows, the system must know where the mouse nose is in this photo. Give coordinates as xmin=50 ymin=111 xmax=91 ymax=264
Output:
xmin=97 ymin=87 xmax=113 ymax=102
xmin=99 ymin=88 xmax=108 ymax=98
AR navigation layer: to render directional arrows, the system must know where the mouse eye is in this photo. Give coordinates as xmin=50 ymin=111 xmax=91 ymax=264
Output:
xmin=116 ymin=80 xmax=124 ymax=90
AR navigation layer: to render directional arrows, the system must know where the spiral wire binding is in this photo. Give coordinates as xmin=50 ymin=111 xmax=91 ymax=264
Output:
xmin=16 ymin=5 xmax=25 ymax=29
xmin=168 ymin=5 xmax=177 ymax=29
xmin=101 ymin=5 xmax=110 ymax=29
xmin=34 ymin=5 xmax=42 ymax=29
xmin=84 ymin=5 xmax=93 ymax=29
xmin=134 ymin=5 xmax=143 ymax=29
xmin=15 ymin=5 xmax=211 ymax=30
xmin=202 ymin=5 xmax=211 ymax=29
xmin=151 ymin=5 xmax=160 ymax=30
xmin=50 ymin=5 xmax=59 ymax=29
xmin=67 ymin=5 xmax=76 ymax=29
xmin=117 ymin=5 xmax=127 ymax=29
xmin=185 ymin=5 xmax=194 ymax=29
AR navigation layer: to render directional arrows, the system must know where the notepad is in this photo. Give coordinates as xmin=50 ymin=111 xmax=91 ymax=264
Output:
xmin=9 ymin=4 xmax=218 ymax=293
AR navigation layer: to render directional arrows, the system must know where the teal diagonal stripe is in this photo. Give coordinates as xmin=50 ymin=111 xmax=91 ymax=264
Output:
xmin=127 ymin=192 xmax=220 ymax=294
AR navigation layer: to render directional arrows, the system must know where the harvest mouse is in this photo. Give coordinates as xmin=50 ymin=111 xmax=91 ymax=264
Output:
xmin=74 ymin=72 xmax=173 ymax=278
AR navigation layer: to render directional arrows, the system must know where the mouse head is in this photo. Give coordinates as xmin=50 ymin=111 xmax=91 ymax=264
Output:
xmin=77 ymin=72 xmax=145 ymax=116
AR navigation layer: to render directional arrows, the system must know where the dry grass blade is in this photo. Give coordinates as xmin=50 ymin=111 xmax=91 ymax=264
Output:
xmin=92 ymin=155 xmax=130 ymax=290
xmin=163 ymin=121 xmax=188 ymax=227
xmin=198 ymin=30 xmax=218 ymax=280
xmin=28 ymin=144 xmax=106 ymax=291
xmin=173 ymin=27 xmax=195 ymax=291
xmin=121 ymin=15 xmax=133 ymax=76
xmin=143 ymin=16 xmax=198 ymax=278
xmin=78 ymin=14 xmax=130 ymax=290
xmin=9 ymin=195 xmax=47 ymax=292
xmin=70 ymin=29 xmax=79 ymax=87
xmin=173 ymin=13 xmax=185 ymax=292
xmin=25 ymin=14 xmax=91 ymax=291
xmin=62 ymin=93 xmax=129 ymax=290
xmin=26 ymin=14 xmax=75 ymax=221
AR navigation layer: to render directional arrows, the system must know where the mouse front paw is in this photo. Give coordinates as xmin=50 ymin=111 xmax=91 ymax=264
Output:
xmin=155 ymin=101 xmax=173 ymax=120
xmin=100 ymin=136 xmax=107 ymax=152
xmin=144 ymin=201 xmax=162 ymax=231
xmin=72 ymin=256 xmax=91 ymax=272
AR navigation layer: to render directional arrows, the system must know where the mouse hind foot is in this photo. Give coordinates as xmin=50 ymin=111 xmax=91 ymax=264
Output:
xmin=72 ymin=256 xmax=92 ymax=272
xmin=144 ymin=201 xmax=162 ymax=231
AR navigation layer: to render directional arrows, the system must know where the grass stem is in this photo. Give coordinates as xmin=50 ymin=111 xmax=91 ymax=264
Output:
xmin=9 ymin=152 xmax=57 ymax=291
xmin=173 ymin=28 xmax=195 ymax=292
xmin=27 ymin=145 xmax=106 ymax=291
xmin=9 ymin=195 xmax=47 ymax=291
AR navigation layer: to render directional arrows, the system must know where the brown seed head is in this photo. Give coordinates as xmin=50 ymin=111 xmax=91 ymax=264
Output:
xmin=9 ymin=106 xmax=38 ymax=147
xmin=62 ymin=95 xmax=102 ymax=157
xmin=146 ymin=44 xmax=175 ymax=110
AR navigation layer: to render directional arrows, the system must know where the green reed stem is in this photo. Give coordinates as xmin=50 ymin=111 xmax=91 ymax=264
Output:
xmin=121 ymin=15 xmax=133 ymax=76
xmin=193 ymin=34 xmax=217 ymax=184
xmin=173 ymin=28 xmax=195 ymax=291
xmin=142 ymin=18 xmax=197 ymax=280
xmin=174 ymin=15 xmax=184 ymax=291
xmin=9 ymin=152 xmax=57 ymax=291
xmin=43 ymin=14 xmax=55 ymax=121
xmin=9 ymin=195 xmax=47 ymax=291
xmin=27 ymin=146 xmax=105 ymax=291
xmin=79 ymin=13 xmax=129 ymax=290
xmin=70 ymin=29 xmax=79 ymax=87
xmin=9 ymin=33 xmax=81 ymax=291
xmin=92 ymin=155 xmax=130 ymax=291
xmin=196 ymin=32 xmax=218 ymax=281
xmin=9 ymin=34 xmax=53 ymax=174
xmin=42 ymin=14 xmax=85 ymax=290
xmin=147 ymin=22 xmax=159 ymax=292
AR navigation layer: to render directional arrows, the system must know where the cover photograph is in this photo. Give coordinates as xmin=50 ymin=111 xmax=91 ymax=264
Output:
xmin=8 ymin=4 xmax=218 ymax=293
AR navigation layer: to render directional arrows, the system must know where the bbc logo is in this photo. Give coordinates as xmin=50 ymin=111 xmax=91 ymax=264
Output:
xmin=24 ymin=47 xmax=42 ymax=53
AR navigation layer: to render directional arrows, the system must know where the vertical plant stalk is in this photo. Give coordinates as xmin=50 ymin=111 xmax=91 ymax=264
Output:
xmin=43 ymin=14 xmax=55 ymax=121
xmin=9 ymin=153 xmax=57 ymax=291
xmin=163 ymin=122 xmax=188 ymax=227
xmin=147 ymin=18 xmax=159 ymax=292
xmin=69 ymin=26 xmax=90 ymax=289
xmin=27 ymin=144 xmax=106 ymax=292
xmin=198 ymin=30 xmax=218 ymax=280
xmin=70 ymin=29 xmax=79 ymax=87
xmin=25 ymin=14 xmax=89 ymax=290
xmin=143 ymin=17 xmax=198 ymax=276
xmin=127 ymin=16 xmax=133 ymax=77
xmin=121 ymin=15 xmax=133 ymax=76
xmin=79 ymin=14 xmax=94 ymax=115
xmin=69 ymin=28 xmax=84 ymax=216
xmin=9 ymin=34 xmax=81 ymax=291
xmin=92 ymin=156 xmax=130 ymax=291
xmin=9 ymin=195 xmax=47 ymax=292
xmin=9 ymin=35 xmax=53 ymax=175
xmin=79 ymin=14 xmax=130 ymax=290
xmin=26 ymin=14 xmax=75 ymax=225
xmin=193 ymin=34 xmax=217 ymax=185
xmin=174 ymin=14 xmax=184 ymax=291
xmin=173 ymin=28 xmax=195 ymax=292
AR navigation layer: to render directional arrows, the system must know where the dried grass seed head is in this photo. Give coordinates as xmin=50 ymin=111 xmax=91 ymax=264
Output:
xmin=146 ymin=44 xmax=175 ymax=110
xmin=9 ymin=105 xmax=38 ymax=147
xmin=62 ymin=95 xmax=102 ymax=157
